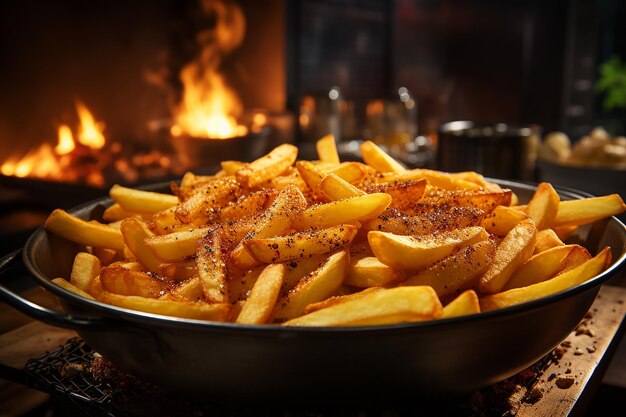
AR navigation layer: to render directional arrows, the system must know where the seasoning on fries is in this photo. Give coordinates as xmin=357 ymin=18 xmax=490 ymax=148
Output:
xmin=44 ymin=136 xmax=626 ymax=326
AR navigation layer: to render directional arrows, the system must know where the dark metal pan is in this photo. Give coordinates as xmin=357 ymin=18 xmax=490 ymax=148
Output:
xmin=1 ymin=180 xmax=625 ymax=402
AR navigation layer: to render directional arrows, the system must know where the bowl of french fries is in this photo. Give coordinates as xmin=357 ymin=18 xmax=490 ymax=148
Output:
xmin=3 ymin=135 xmax=625 ymax=400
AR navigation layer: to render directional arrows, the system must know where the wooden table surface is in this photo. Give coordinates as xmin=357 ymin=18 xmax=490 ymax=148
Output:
xmin=0 ymin=284 xmax=625 ymax=416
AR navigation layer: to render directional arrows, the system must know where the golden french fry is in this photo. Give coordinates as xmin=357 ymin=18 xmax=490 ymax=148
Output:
xmin=236 ymin=143 xmax=298 ymax=187
xmin=284 ymin=286 xmax=442 ymax=327
xmin=272 ymin=250 xmax=348 ymax=321
xmin=145 ymin=227 xmax=209 ymax=262
xmin=161 ymin=277 xmax=203 ymax=302
xmin=364 ymin=206 xmax=484 ymax=235
xmin=345 ymin=256 xmax=405 ymax=288
xmin=160 ymin=261 xmax=197 ymax=282
xmin=552 ymin=224 xmax=579 ymax=241
xmin=103 ymin=203 xmax=151 ymax=222
xmin=236 ymin=264 xmax=285 ymax=324
xmin=441 ymin=290 xmax=480 ymax=319
xmin=45 ymin=209 xmax=124 ymax=250
xmin=479 ymin=218 xmax=537 ymax=293
xmin=377 ymin=169 xmax=480 ymax=191
xmin=91 ymin=247 xmax=119 ymax=266
xmin=553 ymin=194 xmax=626 ymax=227
xmin=481 ymin=205 xmax=528 ymax=236
xmin=559 ymin=245 xmax=592 ymax=274
xmin=369 ymin=226 xmax=489 ymax=272
xmin=448 ymin=171 xmax=489 ymax=187
xmin=319 ymin=173 xmax=365 ymax=201
xmin=52 ymin=277 xmax=96 ymax=300
xmin=230 ymin=185 xmax=307 ymax=270
xmin=525 ymin=182 xmax=560 ymax=230
xmin=503 ymin=245 xmax=577 ymax=290
xmin=120 ymin=218 xmax=162 ymax=272
xmin=99 ymin=291 xmax=231 ymax=321
xmin=218 ymin=190 xmax=275 ymax=222
xmin=244 ymin=225 xmax=357 ymax=263
xmin=480 ymin=247 xmax=612 ymax=311
xmin=221 ymin=160 xmax=247 ymax=176
xmin=316 ymin=134 xmax=340 ymax=164
xmin=319 ymin=162 xmax=367 ymax=183
xmin=267 ymin=169 xmax=308 ymax=192
xmin=303 ymin=287 xmax=382 ymax=314
xmin=364 ymin=179 xmax=427 ymax=211
xmin=100 ymin=265 xmax=169 ymax=298
xmin=419 ymin=188 xmax=512 ymax=213
xmin=534 ymin=228 xmax=565 ymax=254
xmin=196 ymin=229 xmax=229 ymax=303
xmin=281 ymin=255 xmax=329 ymax=293
xmin=360 ymin=140 xmax=406 ymax=173
xmin=175 ymin=177 xmax=242 ymax=224
xmin=402 ymin=239 xmax=495 ymax=297
xmin=292 ymin=193 xmax=391 ymax=231
xmin=229 ymin=266 xmax=264 ymax=303
xmin=149 ymin=207 xmax=183 ymax=235
xmin=175 ymin=172 xmax=218 ymax=201
xmin=70 ymin=252 xmax=102 ymax=291
xmin=110 ymin=184 xmax=179 ymax=213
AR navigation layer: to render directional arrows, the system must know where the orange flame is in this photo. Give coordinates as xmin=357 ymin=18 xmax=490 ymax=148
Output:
xmin=171 ymin=0 xmax=248 ymax=139
xmin=76 ymin=101 xmax=106 ymax=149
xmin=0 ymin=101 xmax=105 ymax=186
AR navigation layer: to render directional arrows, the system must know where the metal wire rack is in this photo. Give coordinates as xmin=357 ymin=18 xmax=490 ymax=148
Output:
xmin=20 ymin=337 xmax=556 ymax=417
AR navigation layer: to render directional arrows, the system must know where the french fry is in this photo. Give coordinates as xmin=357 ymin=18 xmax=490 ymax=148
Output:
xmin=441 ymin=290 xmax=480 ymax=319
xmin=503 ymin=245 xmax=577 ymax=290
xmin=45 ymin=209 xmax=124 ymax=250
xmin=479 ymin=218 xmax=537 ymax=293
xmin=236 ymin=264 xmax=285 ymax=324
xmin=244 ymin=225 xmax=357 ymax=263
xmin=360 ymin=140 xmax=406 ymax=173
xmin=448 ymin=171 xmax=489 ymax=187
xmin=364 ymin=206 xmax=484 ymax=235
xmin=196 ymin=229 xmax=229 ymax=303
xmin=120 ymin=218 xmax=162 ymax=272
xmin=221 ymin=160 xmax=247 ymax=176
xmin=319 ymin=173 xmax=365 ymax=201
xmin=52 ymin=277 xmax=96 ymax=300
xmin=552 ymin=194 xmax=626 ymax=227
xmin=319 ymin=162 xmax=367 ymax=183
xmin=99 ymin=291 xmax=231 ymax=321
xmin=369 ymin=226 xmax=489 ymax=272
xmin=236 ymin=143 xmax=298 ymax=187
xmin=402 ymin=239 xmax=495 ymax=298
xmin=303 ymin=287 xmax=382 ymax=314
xmin=150 ymin=207 xmax=183 ymax=235
xmin=376 ymin=169 xmax=481 ymax=191
xmin=481 ymin=205 xmax=528 ymax=236
xmin=218 ymin=190 xmax=275 ymax=222
xmin=364 ymin=179 xmax=427 ymax=211
xmin=525 ymin=182 xmax=560 ymax=230
xmin=174 ymin=177 xmax=242 ymax=224
xmin=160 ymin=261 xmax=197 ymax=282
xmin=315 ymin=134 xmax=340 ymax=164
xmin=100 ymin=265 xmax=169 ymax=298
xmin=91 ymin=247 xmax=119 ymax=266
xmin=229 ymin=266 xmax=264 ymax=303
xmin=145 ymin=227 xmax=209 ymax=262
xmin=480 ymin=248 xmax=612 ymax=311
xmin=272 ymin=250 xmax=348 ymax=321
xmin=70 ymin=252 xmax=102 ymax=291
xmin=418 ymin=188 xmax=512 ymax=213
xmin=534 ymin=228 xmax=565 ymax=254
xmin=552 ymin=224 xmax=579 ymax=241
xmin=110 ymin=184 xmax=179 ymax=213
xmin=175 ymin=172 xmax=218 ymax=201
xmin=345 ymin=256 xmax=405 ymax=288
xmin=161 ymin=277 xmax=204 ymax=302
xmin=292 ymin=193 xmax=391 ymax=231
xmin=559 ymin=245 xmax=592 ymax=274
xmin=281 ymin=254 xmax=329 ymax=293
xmin=230 ymin=185 xmax=307 ymax=270
xmin=284 ymin=286 xmax=442 ymax=327
xmin=103 ymin=203 xmax=151 ymax=222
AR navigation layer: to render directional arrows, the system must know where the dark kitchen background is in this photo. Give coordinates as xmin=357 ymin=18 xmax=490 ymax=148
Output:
xmin=0 ymin=0 xmax=625 ymax=414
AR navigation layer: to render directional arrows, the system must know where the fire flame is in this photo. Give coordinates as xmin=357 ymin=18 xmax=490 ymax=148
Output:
xmin=0 ymin=101 xmax=106 ymax=185
xmin=171 ymin=0 xmax=248 ymax=139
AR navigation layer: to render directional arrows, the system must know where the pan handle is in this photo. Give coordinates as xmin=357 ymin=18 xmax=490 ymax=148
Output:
xmin=0 ymin=249 xmax=115 ymax=331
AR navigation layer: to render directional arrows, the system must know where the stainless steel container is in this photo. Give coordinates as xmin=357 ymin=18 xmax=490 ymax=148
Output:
xmin=437 ymin=121 xmax=541 ymax=180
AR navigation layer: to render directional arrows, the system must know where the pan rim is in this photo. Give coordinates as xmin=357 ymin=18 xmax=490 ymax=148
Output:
xmin=22 ymin=178 xmax=626 ymax=334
